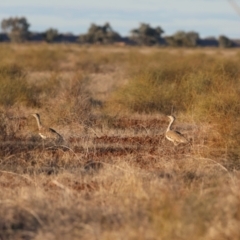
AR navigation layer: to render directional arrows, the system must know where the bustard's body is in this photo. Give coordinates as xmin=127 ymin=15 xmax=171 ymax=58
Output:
xmin=32 ymin=113 xmax=63 ymax=141
xmin=165 ymin=116 xmax=189 ymax=146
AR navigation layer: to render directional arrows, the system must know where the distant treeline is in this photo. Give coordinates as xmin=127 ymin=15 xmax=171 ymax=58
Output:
xmin=0 ymin=16 xmax=239 ymax=48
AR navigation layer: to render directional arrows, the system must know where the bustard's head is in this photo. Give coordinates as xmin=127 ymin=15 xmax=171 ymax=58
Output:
xmin=32 ymin=113 xmax=40 ymax=119
xmin=167 ymin=115 xmax=175 ymax=121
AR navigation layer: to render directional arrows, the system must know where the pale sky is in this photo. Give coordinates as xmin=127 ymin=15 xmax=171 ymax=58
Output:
xmin=1 ymin=0 xmax=240 ymax=38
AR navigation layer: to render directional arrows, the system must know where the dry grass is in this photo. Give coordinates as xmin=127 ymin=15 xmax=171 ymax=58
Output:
xmin=0 ymin=44 xmax=240 ymax=239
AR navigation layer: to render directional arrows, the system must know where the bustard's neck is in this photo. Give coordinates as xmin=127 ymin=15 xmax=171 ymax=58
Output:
xmin=166 ymin=117 xmax=175 ymax=132
xmin=33 ymin=114 xmax=42 ymax=130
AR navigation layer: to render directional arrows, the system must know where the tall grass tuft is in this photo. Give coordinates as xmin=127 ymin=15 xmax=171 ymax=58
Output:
xmin=0 ymin=64 xmax=30 ymax=106
xmin=29 ymin=72 xmax=93 ymax=127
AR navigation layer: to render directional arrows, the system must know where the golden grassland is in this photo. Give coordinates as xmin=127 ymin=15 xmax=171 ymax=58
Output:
xmin=0 ymin=43 xmax=240 ymax=240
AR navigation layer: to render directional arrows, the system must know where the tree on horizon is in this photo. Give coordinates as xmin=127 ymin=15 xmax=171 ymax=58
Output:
xmin=130 ymin=23 xmax=164 ymax=46
xmin=78 ymin=22 xmax=121 ymax=44
xmin=43 ymin=28 xmax=59 ymax=43
xmin=165 ymin=31 xmax=200 ymax=47
xmin=1 ymin=17 xmax=30 ymax=42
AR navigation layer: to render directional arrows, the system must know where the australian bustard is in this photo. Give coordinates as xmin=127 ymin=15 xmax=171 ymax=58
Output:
xmin=31 ymin=113 xmax=63 ymax=142
xmin=165 ymin=115 xmax=189 ymax=146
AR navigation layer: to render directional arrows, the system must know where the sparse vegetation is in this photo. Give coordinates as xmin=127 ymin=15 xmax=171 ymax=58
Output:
xmin=107 ymin=51 xmax=240 ymax=150
xmin=0 ymin=44 xmax=240 ymax=240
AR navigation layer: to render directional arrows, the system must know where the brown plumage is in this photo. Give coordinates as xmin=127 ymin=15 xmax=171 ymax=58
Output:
xmin=32 ymin=113 xmax=63 ymax=141
xmin=165 ymin=115 xmax=189 ymax=146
